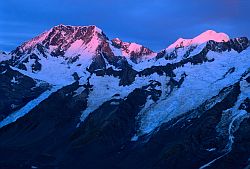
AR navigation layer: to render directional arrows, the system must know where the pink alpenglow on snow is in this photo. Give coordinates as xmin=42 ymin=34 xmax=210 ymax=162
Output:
xmin=167 ymin=30 xmax=230 ymax=49
xmin=111 ymin=38 xmax=156 ymax=60
xmin=18 ymin=24 xmax=104 ymax=56
xmin=20 ymin=31 xmax=52 ymax=52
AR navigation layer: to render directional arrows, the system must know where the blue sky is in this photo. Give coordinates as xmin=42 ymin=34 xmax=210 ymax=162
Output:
xmin=1 ymin=0 xmax=249 ymax=52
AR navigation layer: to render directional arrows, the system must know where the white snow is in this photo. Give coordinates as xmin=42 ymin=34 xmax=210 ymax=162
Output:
xmin=64 ymin=29 xmax=101 ymax=62
xmin=218 ymin=77 xmax=250 ymax=152
xmin=125 ymin=43 xmax=142 ymax=56
xmin=206 ymin=148 xmax=216 ymax=152
xmin=131 ymin=135 xmax=139 ymax=142
xmin=129 ymin=42 xmax=206 ymax=72
xmin=0 ymin=69 xmax=7 ymax=74
xmin=131 ymin=96 xmax=157 ymax=141
xmin=199 ymin=155 xmax=225 ymax=169
xmin=73 ymin=86 xmax=85 ymax=97
xmin=11 ymin=52 xmax=91 ymax=86
xmin=199 ymin=74 xmax=250 ymax=169
xmin=123 ymin=42 xmax=157 ymax=62
xmin=110 ymin=101 xmax=120 ymax=105
xmin=11 ymin=58 xmax=74 ymax=86
xmin=118 ymin=42 xmax=142 ymax=57
xmin=78 ymin=73 xmax=164 ymax=126
xmin=0 ymin=85 xmax=62 ymax=128
xmin=109 ymin=41 xmax=123 ymax=56
xmin=167 ymin=30 xmax=229 ymax=50
xmin=136 ymin=48 xmax=250 ymax=136
xmin=111 ymin=38 xmax=157 ymax=62
xmin=11 ymin=77 xmax=19 ymax=84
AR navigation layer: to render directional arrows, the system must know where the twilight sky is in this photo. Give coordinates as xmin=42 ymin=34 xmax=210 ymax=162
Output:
xmin=1 ymin=0 xmax=250 ymax=52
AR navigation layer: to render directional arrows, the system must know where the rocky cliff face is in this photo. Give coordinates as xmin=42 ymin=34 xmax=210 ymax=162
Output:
xmin=0 ymin=26 xmax=249 ymax=169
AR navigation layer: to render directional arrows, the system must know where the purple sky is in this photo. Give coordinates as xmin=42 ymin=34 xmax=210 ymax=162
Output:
xmin=1 ymin=0 xmax=249 ymax=52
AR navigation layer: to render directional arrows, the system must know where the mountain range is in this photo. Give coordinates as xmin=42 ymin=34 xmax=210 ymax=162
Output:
xmin=0 ymin=24 xmax=249 ymax=169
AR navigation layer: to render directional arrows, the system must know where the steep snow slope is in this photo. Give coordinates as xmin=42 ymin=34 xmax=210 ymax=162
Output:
xmin=136 ymin=48 xmax=250 ymax=136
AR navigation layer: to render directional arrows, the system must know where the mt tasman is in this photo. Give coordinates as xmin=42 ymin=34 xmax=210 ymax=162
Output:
xmin=0 ymin=24 xmax=249 ymax=169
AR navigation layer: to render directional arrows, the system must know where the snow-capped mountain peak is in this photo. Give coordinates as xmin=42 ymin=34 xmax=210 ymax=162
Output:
xmin=14 ymin=24 xmax=106 ymax=56
xmin=193 ymin=30 xmax=229 ymax=43
xmin=112 ymin=38 xmax=122 ymax=45
xmin=8 ymin=24 xmax=159 ymax=85
xmin=112 ymin=38 xmax=154 ymax=55
xmin=111 ymin=38 xmax=156 ymax=62
xmin=167 ymin=30 xmax=230 ymax=49
xmin=8 ymin=24 xmax=113 ymax=85
xmin=12 ymin=24 xmax=156 ymax=64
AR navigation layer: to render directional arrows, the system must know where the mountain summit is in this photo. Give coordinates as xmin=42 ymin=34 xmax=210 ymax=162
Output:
xmin=15 ymin=24 xmax=105 ymax=54
xmin=167 ymin=30 xmax=230 ymax=49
